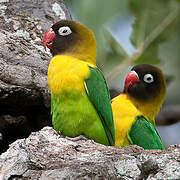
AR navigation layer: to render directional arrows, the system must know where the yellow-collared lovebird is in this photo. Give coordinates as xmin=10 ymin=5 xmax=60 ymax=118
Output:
xmin=43 ymin=20 xmax=115 ymax=146
xmin=112 ymin=64 xmax=166 ymax=149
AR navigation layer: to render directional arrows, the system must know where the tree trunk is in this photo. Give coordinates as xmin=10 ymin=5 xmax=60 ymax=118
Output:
xmin=0 ymin=0 xmax=71 ymax=153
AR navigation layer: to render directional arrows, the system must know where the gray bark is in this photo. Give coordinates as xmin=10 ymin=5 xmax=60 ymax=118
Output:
xmin=0 ymin=1 xmax=180 ymax=179
xmin=0 ymin=127 xmax=180 ymax=180
xmin=0 ymin=0 xmax=71 ymax=153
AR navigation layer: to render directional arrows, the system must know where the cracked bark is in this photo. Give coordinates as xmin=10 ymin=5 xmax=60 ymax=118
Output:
xmin=1 ymin=127 xmax=180 ymax=179
xmin=0 ymin=0 xmax=71 ymax=153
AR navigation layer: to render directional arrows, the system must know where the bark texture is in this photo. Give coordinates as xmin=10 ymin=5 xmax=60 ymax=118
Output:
xmin=1 ymin=1 xmax=180 ymax=179
xmin=0 ymin=127 xmax=180 ymax=180
xmin=0 ymin=0 xmax=71 ymax=153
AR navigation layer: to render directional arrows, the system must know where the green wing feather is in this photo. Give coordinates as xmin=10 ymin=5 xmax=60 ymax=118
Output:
xmin=85 ymin=66 xmax=115 ymax=145
xmin=129 ymin=116 xmax=165 ymax=150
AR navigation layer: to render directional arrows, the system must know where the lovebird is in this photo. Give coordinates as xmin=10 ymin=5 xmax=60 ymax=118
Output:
xmin=112 ymin=64 xmax=166 ymax=149
xmin=43 ymin=20 xmax=115 ymax=145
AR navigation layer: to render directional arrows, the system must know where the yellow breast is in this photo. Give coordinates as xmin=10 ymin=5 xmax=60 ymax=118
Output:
xmin=48 ymin=55 xmax=94 ymax=94
xmin=112 ymin=94 xmax=142 ymax=147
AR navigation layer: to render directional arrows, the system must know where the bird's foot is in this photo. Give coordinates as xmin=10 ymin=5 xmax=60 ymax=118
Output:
xmin=66 ymin=135 xmax=87 ymax=141
xmin=57 ymin=131 xmax=61 ymax=135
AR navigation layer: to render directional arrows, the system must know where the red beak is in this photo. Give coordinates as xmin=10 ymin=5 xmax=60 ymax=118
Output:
xmin=124 ymin=70 xmax=139 ymax=92
xmin=43 ymin=28 xmax=56 ymax=51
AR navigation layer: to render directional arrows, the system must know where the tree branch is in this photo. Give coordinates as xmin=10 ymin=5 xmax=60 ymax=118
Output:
xmin=105 ymin=6 xmax=179 ymax=82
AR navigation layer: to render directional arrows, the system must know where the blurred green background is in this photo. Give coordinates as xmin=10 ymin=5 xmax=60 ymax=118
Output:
xmin=65 ymin=0 xmax=180 ymax=147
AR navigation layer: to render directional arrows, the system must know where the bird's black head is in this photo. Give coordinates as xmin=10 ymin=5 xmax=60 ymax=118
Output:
xmin=43 ymin=20 xmax=96 ymax=63
xmin=124 ymin=64 xmax=166 ymax=102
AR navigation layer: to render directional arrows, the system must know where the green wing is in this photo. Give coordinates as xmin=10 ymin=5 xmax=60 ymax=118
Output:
xmin=129 ymin=116 xmax=165 ymax=150
xmin=85 ymin=66 xmax=115 ymax=146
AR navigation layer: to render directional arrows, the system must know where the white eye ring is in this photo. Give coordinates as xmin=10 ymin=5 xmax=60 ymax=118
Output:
xmin=58 ymin=26 xmax=72 ymax=36
xmin=143 ymin=74 xmax=154 ymax=83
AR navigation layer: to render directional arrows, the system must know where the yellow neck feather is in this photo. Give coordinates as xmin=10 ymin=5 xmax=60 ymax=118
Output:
xmin=48 ymin=55 xmax=96 ymax=95
xmin=65 ymin=22 xmax=97 ymax=65
xmin=112 ymin=94 xmax=141 ymax=146
xmin=128 ymin=90 xmax=165 ymax=123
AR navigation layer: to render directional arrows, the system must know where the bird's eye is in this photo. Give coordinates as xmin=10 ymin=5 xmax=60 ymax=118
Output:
xmin=58 ymin=26 xmax=72 ymax=36
xmin=143 ymin=74 xmax=154 ymax=83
